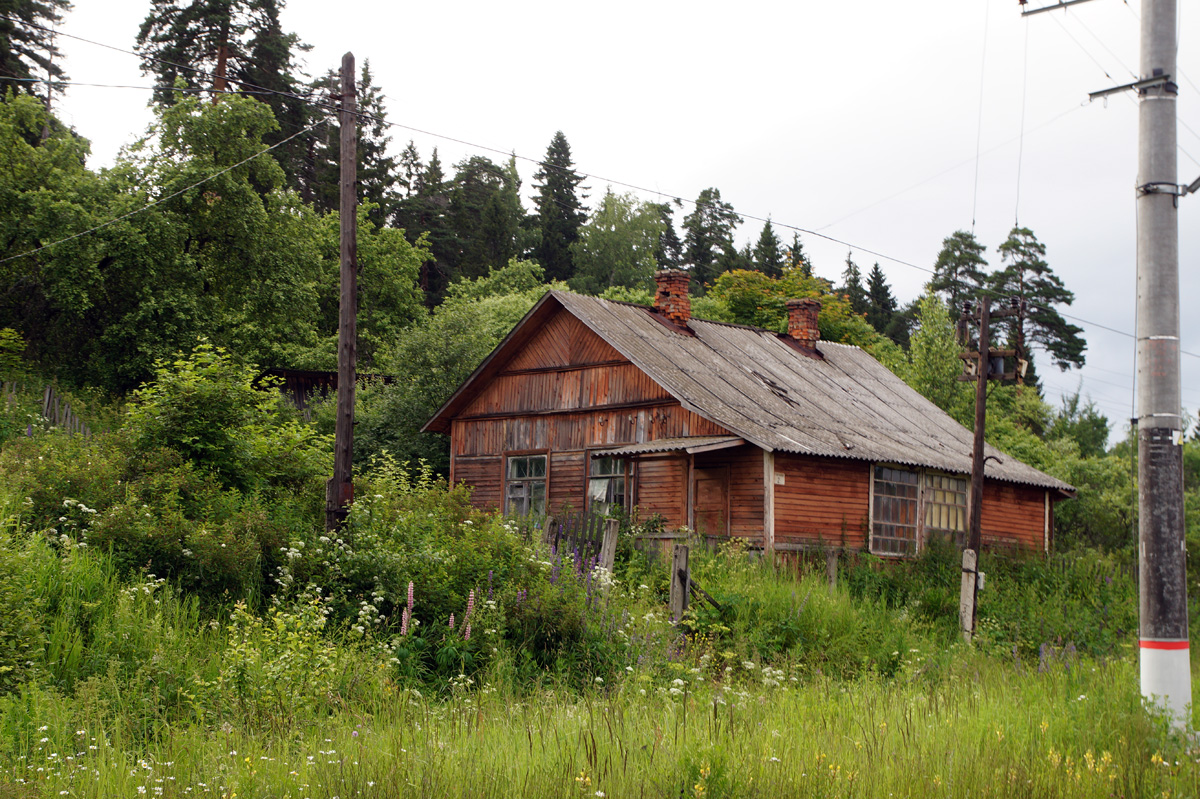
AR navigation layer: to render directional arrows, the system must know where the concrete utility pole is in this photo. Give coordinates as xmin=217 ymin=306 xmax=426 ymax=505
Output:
xmin=326 ymin=51 xmax=358 ymax=532
xmin=1134 ymin=0 xmax=1191 ymax=726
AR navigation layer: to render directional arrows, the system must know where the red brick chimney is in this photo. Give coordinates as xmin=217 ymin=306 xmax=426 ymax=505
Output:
xmin=786 ymin=298 xmax=821 ymax=348
xmin=654 ymin=269 xmax=691 ymax=327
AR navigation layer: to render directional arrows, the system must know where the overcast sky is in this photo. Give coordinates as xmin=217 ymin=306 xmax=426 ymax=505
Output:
xmin=51 ymin=0 xmax=1200 ymax=438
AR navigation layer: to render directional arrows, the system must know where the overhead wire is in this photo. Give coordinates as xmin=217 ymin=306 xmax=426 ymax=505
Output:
xmin=0 ymin=118 xmax=327 ymax=267
xmin=13 ymin=15 xmax=1200 ymax=366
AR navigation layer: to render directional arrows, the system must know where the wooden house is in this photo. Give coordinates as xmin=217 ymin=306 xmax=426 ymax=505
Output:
xmin=423 ymin=270 xmax=1074 ymax=557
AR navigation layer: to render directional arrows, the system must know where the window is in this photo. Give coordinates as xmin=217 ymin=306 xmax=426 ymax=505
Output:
xmin=871 ymin=466 xmax=920 ymax=556
xmin=505 ymin=454 xmax=546 ymax=516
xmin=870 ymin=466 xmax=969 ymax=557
xmin=923 ymin=473 xmax=968 ymax=547
xmin=588 ymin=456 xmax=627 ymax=516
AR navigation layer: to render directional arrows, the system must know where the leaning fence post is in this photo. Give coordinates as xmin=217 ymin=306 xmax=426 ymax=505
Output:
xmin=669 ymin=544 xmax=689 ymax=622
xmin=959 ymin=548 xmax=978 ymax=643
xmin=599 ymin=518 xmax=619 ymax=571
xmin=541 ymin=515 xmax=557 ymax=549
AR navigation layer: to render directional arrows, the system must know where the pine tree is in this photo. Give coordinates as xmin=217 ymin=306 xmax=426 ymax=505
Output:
xmin=0 ymin=0 xmax=70 ymax=100
xmin=137 ymin=0 xmax=310 ymax=191
xmin=407 ymin=149 xmax=453 ymax=301
xmin=449 ymin=155 xmax=522 ymax=280
xmin=930 ymin=230 xmax=989 ymax=316
xmin=865 ymin=263 xmax=897 ymax=336
xmin=532 ymin=131 xmax=587 ymax=282
xmin=683 ymin=187 xmax=742 ymax=289
xmin=993 ymin=226 xmax=1086 ymax=370
xmin=839 ymin=252 xmax=868 ymax=315
xmin=752 ymin=219 xmax=784 ymax=278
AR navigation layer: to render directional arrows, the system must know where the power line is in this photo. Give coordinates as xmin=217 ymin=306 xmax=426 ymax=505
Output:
xmin=0 ymin=119 xmax=326 ymax=267
xmin=16 ymin=18 xmax=1200 ymax=364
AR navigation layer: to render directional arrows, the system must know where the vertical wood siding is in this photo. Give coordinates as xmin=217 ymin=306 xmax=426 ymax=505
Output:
xmin=694 ymin=445 xmax=764 ymax=544
xmin=773 ymin=454 xmax=871 ymax=549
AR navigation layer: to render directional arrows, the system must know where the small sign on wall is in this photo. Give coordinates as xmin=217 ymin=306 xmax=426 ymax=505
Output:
xmin=774 ymin=474 xmax=786 ymax=485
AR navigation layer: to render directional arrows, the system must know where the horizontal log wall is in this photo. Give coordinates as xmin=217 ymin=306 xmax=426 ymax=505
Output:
xmin=453 ymin=455 xmax=503 ymax=512
xmin=549 ymin=451 xmax=586 ymax=515
xmin=632 ymin=455 xmax=687 ymax=530
xmin=980 ymin=482 xmax=1048 ymax=551
xmin=773 ymin=454 xmax=870 ymax=549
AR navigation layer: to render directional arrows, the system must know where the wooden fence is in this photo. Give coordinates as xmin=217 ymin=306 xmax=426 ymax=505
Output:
xmin=509 ymin=511 xmax=621 ymax=571
xmin=1 ymin=382 xmax=92 ymax=437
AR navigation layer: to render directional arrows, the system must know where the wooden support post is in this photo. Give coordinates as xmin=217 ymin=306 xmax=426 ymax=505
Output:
xmin=325 ymin=52 xmax=358 ymax=532
xmin=826 ymin=548 xmax=838 ymax=591
xmin=599 ymin=518 xmax=619 ymax=571
xmin=959 ymin=548 xmax=978 ymax=643
xmin=669 ymin=544 xmax=690 ymax=622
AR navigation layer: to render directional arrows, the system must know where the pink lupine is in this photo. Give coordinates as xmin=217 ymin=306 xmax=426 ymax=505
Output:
xmin=464 ymin=623 xmax=471 ymax=641
xmin=407 ymin=581 xmax=414 ymax=610
xmin=449 ymin=613 xmax=455 ymax=629
xmin=400 ymin=607 xmax=410 ymax=636
xmin=465 ymin=589 xmax=475 ymax=622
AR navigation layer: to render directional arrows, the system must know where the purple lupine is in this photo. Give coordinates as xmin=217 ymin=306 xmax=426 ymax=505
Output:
xmin=487 ymin=570 xmax=494 ymax=600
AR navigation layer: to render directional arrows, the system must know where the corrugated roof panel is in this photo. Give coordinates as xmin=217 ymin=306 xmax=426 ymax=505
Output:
xmin=555 ymin=292 xmax=1071 ymax=494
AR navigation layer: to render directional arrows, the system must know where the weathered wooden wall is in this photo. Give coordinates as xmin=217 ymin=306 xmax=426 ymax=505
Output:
xmin=694 ymin=445 xmax=764 ymax=543
xmin=980 ymin=483 xmax=1049 ymax=551
xmin=450 ymin=308 xmax=734 ymax=516
xmin=774 ymin=454 xmax=870 ymax=549
xmin=632 ymin=455 xmax=688 ymax=530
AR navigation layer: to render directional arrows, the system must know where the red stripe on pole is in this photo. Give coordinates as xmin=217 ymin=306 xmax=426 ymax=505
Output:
xmin=1140 ymin=640 xmax=1191 ymax=650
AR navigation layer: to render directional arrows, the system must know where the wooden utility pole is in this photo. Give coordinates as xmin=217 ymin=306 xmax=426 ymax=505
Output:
xmin=325 ymin=52 xmax=357 ymax=532
xmin=957 ymin=297 xmax=1024 ymax=639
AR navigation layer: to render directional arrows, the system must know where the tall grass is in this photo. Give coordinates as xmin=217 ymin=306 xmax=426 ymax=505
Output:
xmin=1 ymin=655 xmax=1194 ymax=798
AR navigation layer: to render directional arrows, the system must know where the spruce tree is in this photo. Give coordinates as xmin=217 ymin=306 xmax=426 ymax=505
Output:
xmin=449 ymin=155 xmax=522 ymax=280
xmin=865 ymin=263 xmax=897 ymax=336
xmin=532 ymin=131 xmax=587 ymax=282
xmin=682 ymin=187 xmax=742 ymax=289
xmin=839 ymin=252 xmax=869 ymax=315
xmin=649 ymin=201 xmax=683 ymax=269
xmin=0 ymin=0 xmax=70 ymax=100
xmin=306 ymin=62 xmax=398 ymax=226
xmin=786 ymin=232 xmax=813 ymax=277
xmin=752 ymin=219 xmax=785 ymax=278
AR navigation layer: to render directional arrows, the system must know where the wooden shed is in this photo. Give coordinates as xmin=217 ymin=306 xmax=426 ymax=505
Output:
xmin=423 ymin=271 xmax=1074 ymax=557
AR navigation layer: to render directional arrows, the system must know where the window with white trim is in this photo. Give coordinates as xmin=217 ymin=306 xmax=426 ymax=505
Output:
xmin=505 ymin=454 xmax=546 ymax=516
xmin=870 ymin=466 xmax=968 ymax=557
xmin=588 ymin=456 xmax=627 ymax=516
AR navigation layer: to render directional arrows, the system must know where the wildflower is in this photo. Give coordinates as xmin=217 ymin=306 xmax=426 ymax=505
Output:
xmin=449 ymin=614 xmax=455 ymax=629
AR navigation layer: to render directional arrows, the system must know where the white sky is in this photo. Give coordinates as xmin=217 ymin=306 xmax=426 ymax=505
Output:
xmin=51 ymin=0 xmax=1200 ymax=438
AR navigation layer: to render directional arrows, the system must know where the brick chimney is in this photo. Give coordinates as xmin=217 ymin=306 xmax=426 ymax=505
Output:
xmin=654 ymin=269 xmax=691 ymax=327
xmin=786 ymin=298 xmax=821 ymax=348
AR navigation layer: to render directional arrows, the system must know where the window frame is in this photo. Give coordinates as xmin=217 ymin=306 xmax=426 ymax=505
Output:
xmin=586 ymin=452 xmax=629 ymax=517
xmin=503 ymin=451 xmax=549 ymax=517
xmin=868 ymin=464 xmax=970 ymax=558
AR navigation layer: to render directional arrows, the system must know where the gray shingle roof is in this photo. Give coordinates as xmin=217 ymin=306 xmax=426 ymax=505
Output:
xmin=552 ymin=291 xmax=1072 ymax=494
